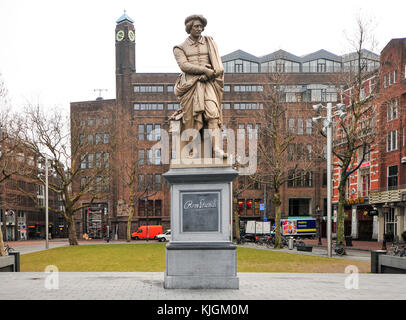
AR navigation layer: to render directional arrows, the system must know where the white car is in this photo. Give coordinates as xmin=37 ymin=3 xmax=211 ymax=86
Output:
xmin=156 ymin=229 xmax=171 ymax=242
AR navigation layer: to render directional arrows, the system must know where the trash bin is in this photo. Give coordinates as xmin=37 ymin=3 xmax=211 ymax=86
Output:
xmin=288 ymin=237 xmax=294 ymax=250
xmin=345 ymin=236 xmax=352 ymax=247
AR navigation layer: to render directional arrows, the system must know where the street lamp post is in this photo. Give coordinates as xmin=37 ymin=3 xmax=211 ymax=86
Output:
xmin=45 ymin=155 xmax=49 ymax=250
xmin=313 ymin=102 xmax=346 ymax=257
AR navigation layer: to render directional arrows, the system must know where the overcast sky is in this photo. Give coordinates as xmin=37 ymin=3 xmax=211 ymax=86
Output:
xmin=0 ymin=0 xmax=404 ymax=113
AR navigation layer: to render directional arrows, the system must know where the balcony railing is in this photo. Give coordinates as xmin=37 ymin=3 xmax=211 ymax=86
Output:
xmin=369 ymin=185 xmax=406 ymax=204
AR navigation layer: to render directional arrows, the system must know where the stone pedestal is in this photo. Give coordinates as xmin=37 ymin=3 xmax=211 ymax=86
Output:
xmin=163 ymin=165 xmax=239 ymax=289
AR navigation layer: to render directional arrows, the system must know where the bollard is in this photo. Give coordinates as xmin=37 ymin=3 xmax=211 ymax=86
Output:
xmin=9 ymin=251 xmax=20 ymax=272
xmin=288 ymin=237 xmax=294 ymax=250
xmin=371 ymin=250 xmax=386 ymax=273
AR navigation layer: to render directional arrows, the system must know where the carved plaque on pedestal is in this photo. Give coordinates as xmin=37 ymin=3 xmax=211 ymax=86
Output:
xmin=181 ymin=192 xmax=220 ymax=232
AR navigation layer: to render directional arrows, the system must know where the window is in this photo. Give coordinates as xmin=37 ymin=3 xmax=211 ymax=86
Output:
xmin=103 ymin=133 xmax=109 ymax=144
xmin=234 ymin=85 xmax=263 ymax=92
xmin=95 ymin=133 xmax=102 ymax=145
xmin=103 ymin=118 xmax=109 ymax=125
xmin=306 ymin=118 xmax=312 ymax=134
xmin=138 ymin=174 xmax=145 ymax=190
xmin=385 ymin=208 xmax=397 ymax=235
xmin=387 ymin=99 xmax=398 ymax=121
xmin=80 ymin=155 xmax=86 ymax=169
xmin=387 ymin=165 xmax=398 ymax=190
xmin=288 ymin=144 xmax=295 ymax=161
xmin=384 ymin=74 xmax=387 ymax=88
xmin=80 ymin=177 xmax=87 ymax=190
xmin=103 ymin=153 xmax=109 ymax=168
xmin=221 ymin=103 xmax=231 ymax=110
xmin=138 ymin=150 xmax=144 ymax=165
xmin=233 ymin=102 xmax=263 ymax=110
xmin=134 ymin=85 xmax=164 ymax=93
xmin=95 ymin=152 xmax=102 ymax=168
xmin=138 ymin=124 xmax=144 ymax=140
xmin=167 ymin=85 xmax=174 ymax=93
xmin=393 ymin=70 xmax=397 ymax=84
xmin=134 ymin=103 xmax=164 ymax=110
xmin=80 ymin=134 xmax=86 ymax=145
xmin=297 ymin=118 xmax=303 ymax=135
xmin=224 ymin=85 xmax=231 ymax=92
xmin=387 ymin=130 xmax=398 ymax=152
xmin=88 ymin=154 xmax=94 ymax=169
xmin=167 ymin=103 xmax=180 ymax=110
xmin=88 ymin=134 xmax=94 ymax=145
xmin=88 ymin=119 xmax=94 ymax=126
xmin=155 ymin=174 xmax=162 ymax=191
xmin=288 ymin=118 xmax=295 ymax=133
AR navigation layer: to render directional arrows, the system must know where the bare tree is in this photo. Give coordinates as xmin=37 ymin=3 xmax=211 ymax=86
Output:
xmin=251 ymin=74 xmax=323 ymax=248
xmin=18 ymin=104 xmax=112 ymax=245
xmin=0 ymin=76 xmax=26 ymax=255
xmin=326 ymin=14 xmax=381 ymax=250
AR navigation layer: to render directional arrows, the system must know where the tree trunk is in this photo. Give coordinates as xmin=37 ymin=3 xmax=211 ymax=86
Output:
xmin=337 ymin=184 xmax=346 ymax=251
xmin=273 ymin=190 xmax=282 ymax=249
xmin=127 ymin=206 xmax=134 ymax=242
xmin=233 ymin=197 xmax=240 ymax=243
xmin=67 ymin=215 xmax=78 ymax=246
xmin=0 ymin=224 xmax=5 ymax=256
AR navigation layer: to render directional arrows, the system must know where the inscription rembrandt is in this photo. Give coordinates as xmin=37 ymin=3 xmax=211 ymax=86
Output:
xmin=182 ymin=192 xmax=219 ymax=232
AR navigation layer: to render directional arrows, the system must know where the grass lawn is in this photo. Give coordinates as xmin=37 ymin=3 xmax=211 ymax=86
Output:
xmin=20 ymin=243 xmax=370 ymax=273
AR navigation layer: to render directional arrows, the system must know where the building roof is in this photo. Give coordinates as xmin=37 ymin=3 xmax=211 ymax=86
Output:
xmin=259 ymin=49 xmax=302 ymax=63
xmin=116 ymin=11 xmax=134 ymax=24
xmin=301 ymin=49 xmax=341 ymax=62
xmin=221 ymin=50 xmax=260 ymax=63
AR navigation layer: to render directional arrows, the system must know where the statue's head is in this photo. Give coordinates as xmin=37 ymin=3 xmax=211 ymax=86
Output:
xmin=185 ymin=14 xmax=207 ymax=34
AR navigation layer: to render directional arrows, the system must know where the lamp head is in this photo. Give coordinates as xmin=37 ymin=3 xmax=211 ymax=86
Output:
xmin=336 ymin=103 xmax=346 ymax=112
xmin=312 ymin=104 xmax=323 ymax=112
xmin=312 ymin=116 xmax=322 ymax=123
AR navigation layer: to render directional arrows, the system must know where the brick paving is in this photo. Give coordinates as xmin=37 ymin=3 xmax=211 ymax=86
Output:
xmin=1 ymin=239 xmax=405 ymax=300
xmin=0 ymin=272 xmax=405 ymax=300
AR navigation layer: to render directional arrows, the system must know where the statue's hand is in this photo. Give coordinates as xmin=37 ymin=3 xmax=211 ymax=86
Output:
xmin=199 ymin=75 xmax=208 ymax=82
xmin=204 ymin=67 xmax=215 ymax=80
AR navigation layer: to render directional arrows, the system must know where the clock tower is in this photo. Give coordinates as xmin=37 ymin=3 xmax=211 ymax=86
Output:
xmin=115 ymin=11 xmax=135 ymax=75
xmin=115 ymin=11 xmax=135 ymax=105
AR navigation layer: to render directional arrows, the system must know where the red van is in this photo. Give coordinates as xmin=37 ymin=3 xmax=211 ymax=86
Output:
xmin=131 ymin=225 xmax=163 ymax=240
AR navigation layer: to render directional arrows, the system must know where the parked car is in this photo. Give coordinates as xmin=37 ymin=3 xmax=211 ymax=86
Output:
xmin=131 ymin=225 xmax=163 ymax=240
xmin=156 ymin=229 xmax=171 ymax=242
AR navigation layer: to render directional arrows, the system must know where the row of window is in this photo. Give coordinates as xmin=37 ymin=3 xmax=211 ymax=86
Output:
xmin=288 ymin=118 xmax=313 ymax=135
xmin=137 ymin=174 xmax=162 ymax=191
xmin=288 ymin=143 xmax=313 ymax=161
xmin=80 ymin=133 xmax=110 ymax=145
xmin=222 ymin=58 xmax=379 ymax=74
xmin=80 ymin=176 xmax=110 ymax=193
xmin=138 ymin=149 xmax=161 ymax=166
xmin=80 ymin=153 xmax=110 ymax=169
xmin=383 ymin=70 xmax=398 ymax=88
xmin=138 ymin=199 xmax=162 ymax=216
xmin=287 ymin=170 xmax=313 ymax=188
xmin=133 ymin=102 xmax=266 ymax=111
xmin=138 ymin=124 xmax=161 ymax=141
xmin=79 ymin=118 xmax=109 ymax=127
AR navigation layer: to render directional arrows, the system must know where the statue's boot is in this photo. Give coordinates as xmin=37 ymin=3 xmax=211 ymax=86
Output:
xmin=208 ymin=119 xmax=227 ymax=159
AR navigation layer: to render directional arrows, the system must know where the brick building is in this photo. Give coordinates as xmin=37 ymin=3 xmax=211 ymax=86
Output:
xmin=70 ymin=13 xmax=381 ymax=239
xmin=331 ymin=38 xmax=406 ymax=242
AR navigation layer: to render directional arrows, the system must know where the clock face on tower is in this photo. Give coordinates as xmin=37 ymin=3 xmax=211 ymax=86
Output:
xmin=128 ymin=30 xmax=135 ymax=42
xmin=116 ymin=30 xmax=124 ymax=41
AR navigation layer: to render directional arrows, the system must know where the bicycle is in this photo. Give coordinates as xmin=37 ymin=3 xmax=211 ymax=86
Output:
xmin=333 ymin=241 xmax=345 ymax=256
xmin=387 ymin=242 xmax=406 ymax=257
xmin=4 ymin=244 xmax=15 ymax=255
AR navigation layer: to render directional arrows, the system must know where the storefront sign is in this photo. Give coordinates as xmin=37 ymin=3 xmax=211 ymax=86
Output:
xmin=368 ymin=210 xmax=378 ymax=216
xmin=346 ymin=197 xmax=365 ymax=205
